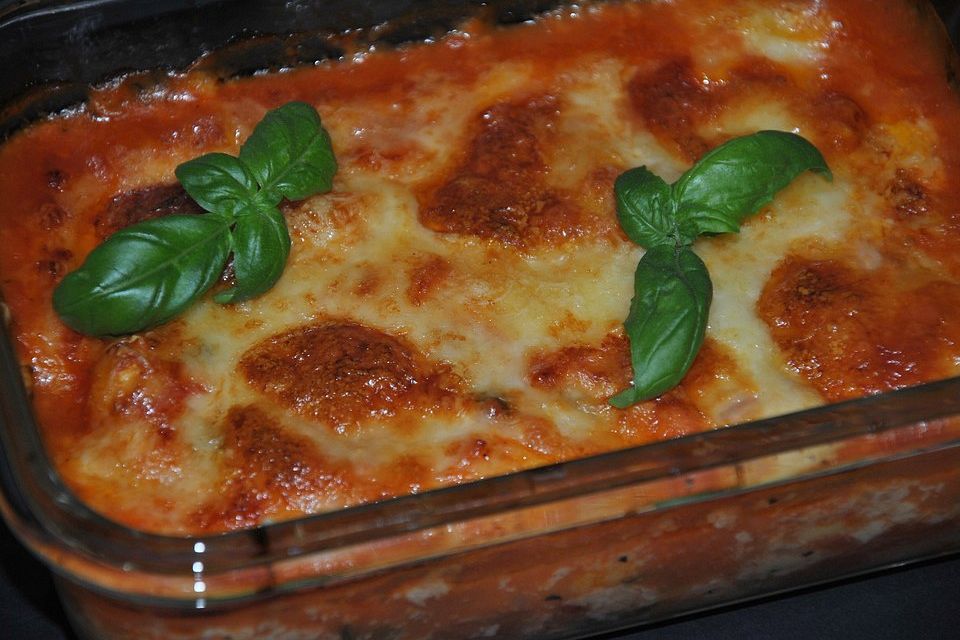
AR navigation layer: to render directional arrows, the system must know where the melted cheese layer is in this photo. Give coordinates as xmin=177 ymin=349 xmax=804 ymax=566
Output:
xmin=2 ymin=0 xmax=960 ymax=533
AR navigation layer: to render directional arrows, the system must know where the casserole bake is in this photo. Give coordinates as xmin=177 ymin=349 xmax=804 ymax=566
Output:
xmin=1 ymin=0 xmax=960 ymax=638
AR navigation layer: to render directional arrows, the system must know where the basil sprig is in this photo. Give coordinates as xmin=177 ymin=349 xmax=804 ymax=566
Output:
xmin=610 ymin=130 xmax=831 ymax=408
xmin=53 ymin=102 xmax=337 ymax=336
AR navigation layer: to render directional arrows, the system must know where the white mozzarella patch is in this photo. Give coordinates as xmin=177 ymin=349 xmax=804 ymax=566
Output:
xmin=734 ymin=2 xmax=840 ymax=66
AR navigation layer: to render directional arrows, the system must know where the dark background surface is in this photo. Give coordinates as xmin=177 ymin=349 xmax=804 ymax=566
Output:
xmin=2 ymin=0 xmax=960 ymax=638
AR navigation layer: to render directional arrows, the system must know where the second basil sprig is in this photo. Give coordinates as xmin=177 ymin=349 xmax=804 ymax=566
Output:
xmin=53 ymin=101 xmax=337 ymax=336
xmin=610 ymin=131 xmax=831 ymax=408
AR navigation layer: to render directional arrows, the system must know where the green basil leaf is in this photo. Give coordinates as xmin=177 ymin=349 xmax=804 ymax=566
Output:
xmin=672 ymin=130 xmax=832 ymax=241
xmin=615 ymin=166 xmax=674 ymax=249
xmin=239 ymin=101 xmax=337 ymax=204
xmin=609 ymin=244 xmax=712 ymax=408
xmin=52 ymin=215 xmax=232 ymax=336
xmin=214 ymin=203 xmax=291 ymax=304
xmin=54 ymin=101 xmax=340 ymax=337
xmin=175 ymin=152 xmax=258 ymax=216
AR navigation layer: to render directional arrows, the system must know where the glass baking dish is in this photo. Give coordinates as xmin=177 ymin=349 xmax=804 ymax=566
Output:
xmin=2 ymin=1 xmax=960 ymax=638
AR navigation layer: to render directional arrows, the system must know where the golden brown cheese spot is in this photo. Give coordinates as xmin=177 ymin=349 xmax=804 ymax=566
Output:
xmin=679 ymin=339 xmax=761 ymax=425
xmin=546 ymin=311 xmax=591 ymax=341
xmin=805 ymin=91 xmax=869 ymax=154
xmin=287 ymin=191 xmax=375 ymax=250
xmin=627 ymin=59 xmax=718 ymax=162
xmin=680 ymin=339 xmax=738 ymax=391
xmin=627 ymin=56 xmax=808 ymax=162
xmin=418 ymin=95 xmax=581 ymax=247
xmin=757 ymin=257 xmax=960 ymax=401
xmin=240 ymin=322 xmax=460 ymax=431
xmin=180 ymin=114 xmax=227 ymax=149
xmin=35 ymin=247 xmax=73 ymax=280
xmin=94 ymin=183 xmax=203 ymax=239
xmin=866 ymin=162 xmax=960 ymax=276
xmin=890 ymin=279 xmax=960 ymax=370
xmin=194 ymin=405 xmax=362 ymax=531
xmin=583 ymin=165 xmax=621 ymax=215
xmin=335 ymin=98 xmax=436 ymax=176
xmin=614 ymin=340 xmax=736 ymax=443
xmin=366 ymin=453 xmax=436 ymax=501
xmin=614 ymin=392 xmax=710 ymax=445
xmin=38 ymin=202 xmax=70 ymax=231
xmin=446 ymin=437 xmax=493 ymax=463
xmin=441 ymin=434 xmax=515 ymax=479
xmin=528 ymin=332 xmax=713 ymax=442
xmin=878 ymin=171 xmax=960 ymax=276
xmin=350 ymin=262 xmax=383 ymax=297
xmin=887 ymin=168 xmax=931 ymax=219
xmin=24 ymin=329 xmax=105 ymax=456
xmin=437 ymin=418 xmax=569 ymax=484
xmin=528 ymin=333 xmax=631 ymax=402
xmin=87 ymin=336 xmax=199 ymax=436
xmin=406 ymin=254 xmax=453 ymax=306
xmin=758 ymin=258 xmax=882 ymax=400
xmin=46 ymin=168 xmax=67 ymax=191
